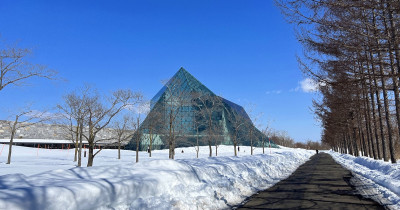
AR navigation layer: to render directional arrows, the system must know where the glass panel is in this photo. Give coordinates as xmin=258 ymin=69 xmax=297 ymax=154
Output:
xmin=130 ymin=68 xmax=278 ymax=150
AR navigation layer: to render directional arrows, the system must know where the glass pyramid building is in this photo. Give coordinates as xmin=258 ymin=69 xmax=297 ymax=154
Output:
xmin=126 ymin=68 xmax=278 ymax=150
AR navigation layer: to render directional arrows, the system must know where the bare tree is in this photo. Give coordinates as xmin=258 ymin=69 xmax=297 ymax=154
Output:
xmin=140 ymin=105 xmax=162 ymax=158
xmin=246 ymin=104 xmax=263 ymax=155
xmin=133 ymin=115 xmax=141 ymax=163
xmin=276 ymin=0 xmax=400 ymax=162
xmin=270 ymin=130 xmax=294 ymax=148
xmin=113 ymin=115 xmax=134 ymax=159
xmin=225 ymin=106 xmax=246 ymax=156
xmin=261 ymin=120 xmax=273 ymax=154
xmin=160 ymin=79 xmax=191 ymax=159
xmin=6 ymin=108 xmax=52 ymax=164
xmin=193 ymin=118 xmax=203 ymax=158
xmin=84 ymin=89 xmax=142 ymax=167
xmin=192 ymin=93 xmax=223 ymax=157
xmin=57 ymin=87 xmax=91 ymax=167
xmin=0 ymin=40 xmax=57 ymax=92
xmin=57 ymin=113 xmax=79 ymax=162
xmin=52 ymin=110 xmax=80 ymax=162
xmin=59 ymin=86 xmax=142 ymax=167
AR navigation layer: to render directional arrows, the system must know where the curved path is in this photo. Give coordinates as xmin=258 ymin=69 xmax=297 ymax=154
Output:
xmin=236 ymin=153 xmax=383 ymax=209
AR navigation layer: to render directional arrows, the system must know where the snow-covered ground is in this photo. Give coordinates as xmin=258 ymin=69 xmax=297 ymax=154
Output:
xmin=0 ymin=143 xmax=313 ymax=210
xmin=328 ymin=151 xmax=400 ymax=210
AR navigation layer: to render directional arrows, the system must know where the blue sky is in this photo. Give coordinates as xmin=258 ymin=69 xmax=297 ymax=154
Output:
xmin=0 ymin=0 xmax=321 ymax=142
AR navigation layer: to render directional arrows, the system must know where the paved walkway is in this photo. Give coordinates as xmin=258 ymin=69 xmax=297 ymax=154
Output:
xmin=236 ymin=153 xmax=383 ymax=210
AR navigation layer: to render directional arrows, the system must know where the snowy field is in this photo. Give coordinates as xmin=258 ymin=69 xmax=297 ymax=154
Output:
xmin=0 ymin=143 xmax=314 ymax=210
xmin=328 ymin=151 xmax=400 ymax=210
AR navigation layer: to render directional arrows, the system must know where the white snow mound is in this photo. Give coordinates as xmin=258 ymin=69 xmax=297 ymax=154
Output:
xmin=327 ymin=151 xmax=400 ymax=209
xmin=0 ymin=145 xmax=313 ymax=210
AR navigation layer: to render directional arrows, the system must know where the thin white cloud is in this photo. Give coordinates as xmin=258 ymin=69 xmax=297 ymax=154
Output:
xmin=265 ymin=90 xmax=282 ymax=95
xmin=299 ymin=78 xmax=319 ymax=93
xmin=266 ymin=78 xmax=323 ymax=95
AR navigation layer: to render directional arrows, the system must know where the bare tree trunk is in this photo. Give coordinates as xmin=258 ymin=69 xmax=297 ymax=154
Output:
xmin=362 ymin=87 xmax=375 ymax=158
xmin=262 ymin=137 xmax=265 ymax=154
xmin=345 ymin=131 xmax=352 ymax=155
xmin=136 ymin=140 xmax=139 ymax=163
xmin=341 ymin=134 xmax=346 ymax=154
xmin=87 ymin=138 xmax=94 ymax=167
xmin=87 ymin=123 xmax=96 ymax=167
xmin=376 ymin=88 xmax=387 ymax=160
xmin=136 ymin=118 xmax=140 ymax=163
xmin=6 ymin=116 xmax=18 ymax=164
xmin=196 ymin=133 xmax=199 ymax=158
xmin=78 ymin=122 xmax=83 ymax=167
xmin=352 ymin=127 xmax=359 ymax=157
xmin=149 ymin=129 xmax=152 ymax=157
xmin=74 ymin=125 xmax=79 ymax=162
xmin=379 ymin=65 xmax=394 ymax=162
xmin=367 ymin=64 xmax=382 ymax=159
xmin=170 ymin=140 xmax=175 ymax=160
xmin=208 ymin=143 xmax=212 ymax=157
xmin=168 ymin=112 xmax=174 ymax=159
xmin=169 ymin=141 xmax=173 ymax=159
xmin=358 ymin=126 xmax=366 ymax=157
xmin=250 ymin=129 xmax=253 ymax=155
xmin=209 ymin=119 xmax=213 ymax=157
xmin=234 ymin=142 xmax=237 ymax=156
xmin=381 ymin=1 xmax=399 ymax=163
xmin=357 ymin=110 xmax=367 ymax=157
xmin=354 ymin=58 xmax=373 ymax=158
xmin=118 ymin=139 xmax=121 ymax=159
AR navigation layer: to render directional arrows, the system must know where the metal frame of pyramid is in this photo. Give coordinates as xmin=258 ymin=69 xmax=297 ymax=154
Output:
xmin=126 ymin=68 xmax=278 ymax=150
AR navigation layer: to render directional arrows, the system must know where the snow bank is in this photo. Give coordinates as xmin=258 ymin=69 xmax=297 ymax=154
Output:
xmin=0 ymin=145 xmax=313 ymax=210
xmin=327 ymin=151 xmax=400 ymax=209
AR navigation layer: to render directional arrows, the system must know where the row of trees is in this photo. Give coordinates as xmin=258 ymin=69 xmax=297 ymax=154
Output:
xmin=57 ymin=86 xmax=143 ymax=166
xmin=0 ymin=39 xmax=146 ymax=166
xmin=263 ymin=128 xmax=328 ymax=150
xmin=277 ymin=0 xmax=400 ymax=163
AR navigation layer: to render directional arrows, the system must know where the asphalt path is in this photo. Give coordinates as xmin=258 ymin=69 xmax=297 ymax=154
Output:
xmin=235 ymin=153 xmax=384 ymax=210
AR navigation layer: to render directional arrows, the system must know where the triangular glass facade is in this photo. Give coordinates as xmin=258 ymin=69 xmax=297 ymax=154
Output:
xmin=126 ymin=68 xmax=278 ymax=150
